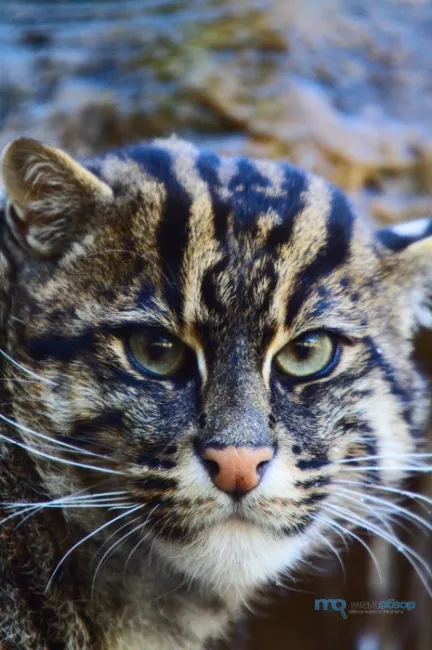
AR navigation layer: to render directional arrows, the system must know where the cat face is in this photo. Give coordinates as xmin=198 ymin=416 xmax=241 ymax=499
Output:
xmin=1 ymin=137 xmax=431 ymax=596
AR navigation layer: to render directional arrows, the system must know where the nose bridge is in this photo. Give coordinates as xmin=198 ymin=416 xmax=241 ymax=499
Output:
xmin=200 ymin=360 xmax=272 ymax=448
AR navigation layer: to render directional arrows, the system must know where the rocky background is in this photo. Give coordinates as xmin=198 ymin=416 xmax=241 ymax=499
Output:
xmin=1 ymin=1 xmax=431 ymax=649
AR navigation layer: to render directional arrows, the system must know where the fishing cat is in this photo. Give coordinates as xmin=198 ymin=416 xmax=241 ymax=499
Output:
xmin=0 ymin=137 xmax=431 ymax=649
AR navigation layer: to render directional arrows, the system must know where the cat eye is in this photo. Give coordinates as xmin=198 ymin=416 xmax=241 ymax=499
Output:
xmin=128 ymin=330 xmax=189 ymax=378
xmin=274 ymin=331 xmax=338 ymax=380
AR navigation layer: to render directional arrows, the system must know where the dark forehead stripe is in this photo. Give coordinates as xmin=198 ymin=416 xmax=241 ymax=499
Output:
xmin=246 ymin=257 xmax=278 ymax=320
xmin=197 ymin=152 xmax=230 ymax=245
xmin=197 ymin=153 xmax=308 ymax=247
xmin=228 ymin=158 xmax=271 ymax=191
xmin=228 ymin=159 xmax=273 ymax=233
xmin=228 ymin=159 xmax=308 ymax=243
xmin=286 ymin=186 xmax=355 ymax=326
xmin=197 ymin=154 xmax=308 ymax=243
xmin=237 ymin=164 xmax=307 ymax=323
xmin=128 ymin=146 xmax=193 ymax=316
xmin=265 ymin=167 xmax=308 ymax=250
xmin=201 ymin=257 xmax=230 ymax=314
xmin=197 ymin=155 xmax=308 ymax=320
xmin=195 ymin=153 xmax=234 ymax=316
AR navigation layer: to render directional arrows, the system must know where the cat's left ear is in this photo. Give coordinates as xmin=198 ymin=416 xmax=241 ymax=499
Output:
xmin=1 ymin=138 xmax=113 ymax=256
xmin=376 ymin=218 xmax=432 ymax=328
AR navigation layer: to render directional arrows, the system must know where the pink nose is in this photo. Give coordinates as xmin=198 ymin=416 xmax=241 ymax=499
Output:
xmin=201 ymin=446 xmax=274 ymax=495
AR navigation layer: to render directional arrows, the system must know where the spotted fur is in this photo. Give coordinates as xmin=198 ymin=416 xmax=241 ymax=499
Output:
xmin=0 ymin=137 xmax=431 ymax=650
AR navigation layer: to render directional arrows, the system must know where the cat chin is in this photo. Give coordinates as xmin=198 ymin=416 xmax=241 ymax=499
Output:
xmin=155 ymin=518 xmax=308 ymax=601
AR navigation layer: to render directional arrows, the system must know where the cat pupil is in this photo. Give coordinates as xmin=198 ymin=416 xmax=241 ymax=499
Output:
xmin=293 ymin=336 xmax=317 ymax=360
xmin=293 ymin=342 xmax=313 ymax=360
xmin=148 ymin=338 xmax=172 ymax=360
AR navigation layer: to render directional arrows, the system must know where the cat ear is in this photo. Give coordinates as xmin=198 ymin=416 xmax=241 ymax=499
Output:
xmin=1 ymin=138 xmax=113 ymax=256
xmin=376 ymin=218 xmax=432 ymax=329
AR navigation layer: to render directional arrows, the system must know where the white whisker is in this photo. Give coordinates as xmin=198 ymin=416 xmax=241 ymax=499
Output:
xmin=0 ymin=412 xmax=112 ymax=460
xmin=335 ymin=453 xmax=432 ymax=465
xmin=0 ymin=431 xmax=124 ymax=475
xmin=333 ymin=478 xmax=432 ymax=509
xmin=316 ymin=511 xmax=383 ymax=583
xmin=45 ymin=505 xmax=143 ymax=593
xmin=2 ymin=493 xmax=128 ymax=509
xmin=0 ymin=348 xmax=56 ymax=385
xmin=96 ymin=516 xmax=143 ymax=556
xmin=336 ymin=464 xmax=431 ymax=473
xmin=314 ymin=529 xmax=346 ymax=578
xmin=123 ymin=505 xmax=160 ymax=577
xmin=334 ymin=486 xmax=432 ymax=532
xmin=0 ymin=504 xmax=40 ymax=528
xmin=1 ymin=490 xmax=132 ymax=531
xmin=323 ymin=502 xmax=432 ymax=594
xmin=91 ymin=519 xmax=149 ymax=595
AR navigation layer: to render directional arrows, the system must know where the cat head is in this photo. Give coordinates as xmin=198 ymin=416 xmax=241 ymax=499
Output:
xmin=1 ymin=137 xmax=431 ymax=596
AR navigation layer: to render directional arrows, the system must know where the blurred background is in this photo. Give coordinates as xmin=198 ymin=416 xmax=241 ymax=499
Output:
xmin=1 ymin=1 xmax=431 ymax=648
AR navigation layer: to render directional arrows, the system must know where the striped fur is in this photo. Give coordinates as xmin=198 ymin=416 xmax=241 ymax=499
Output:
xmin=0 ymin=137 xmax=430 ymax=650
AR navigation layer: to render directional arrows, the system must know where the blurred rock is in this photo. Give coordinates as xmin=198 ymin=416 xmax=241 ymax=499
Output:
xmin=0 ymin=0 xmax=431 ymax=224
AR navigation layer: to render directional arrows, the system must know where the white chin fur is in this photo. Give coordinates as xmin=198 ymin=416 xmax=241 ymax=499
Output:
xmin=156 ymin=520 xmax=308 ymax=600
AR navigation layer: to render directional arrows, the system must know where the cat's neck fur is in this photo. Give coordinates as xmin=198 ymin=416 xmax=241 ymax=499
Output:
xmin=86 ymin=546 xmax=235 ymax=650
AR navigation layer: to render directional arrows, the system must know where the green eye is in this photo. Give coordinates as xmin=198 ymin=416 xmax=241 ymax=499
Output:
xmin=128 ymin=331 xmax=187 ymax=377
xmin=275 ymin=332 xmax=336 ymax=379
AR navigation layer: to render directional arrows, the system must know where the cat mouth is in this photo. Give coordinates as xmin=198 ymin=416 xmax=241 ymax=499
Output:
xmin=209 ymin=503 xmax=277 ymax=530
xmin=226 ymin=510 xmax=250 ymax=523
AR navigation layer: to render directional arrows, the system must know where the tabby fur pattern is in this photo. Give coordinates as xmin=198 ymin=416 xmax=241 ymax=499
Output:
xmin=0 ymin=137 xmax=431 ymax=649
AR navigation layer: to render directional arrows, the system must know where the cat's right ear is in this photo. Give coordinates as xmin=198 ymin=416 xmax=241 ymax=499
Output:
xmin=1 ymin=138 xmax=113 ymax=256
xmin=375 ymin=218 xmax=432 ymax=331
